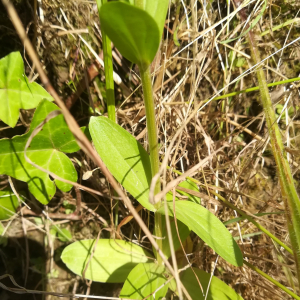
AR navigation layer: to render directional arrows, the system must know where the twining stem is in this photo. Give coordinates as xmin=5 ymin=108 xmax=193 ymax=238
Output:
xmin=234 ymin=0 xmax=300 ymax=285
xmin=138 ymin=63 xmax=163 ymax=264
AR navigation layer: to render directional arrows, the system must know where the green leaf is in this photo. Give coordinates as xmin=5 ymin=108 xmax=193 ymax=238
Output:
xmin=100 ymin=2 xmax=160 ymax=65
xmin=0 ymin=52 xmax=53 ymax=127
xmin=0 ymin=100 xmax=80 ymax=204
xmin=180 ymin=268 xmax=244 ymax=300
xmin=0 ymin=189 xmax=19 ymax=220
xmin=120 ymin=262 xmax=168 ymax=300
xmin=89 ymin=116 xmax=155 ymax=211
xmin=57 ymin=228 xmax=72 ymax=242
xmin=157 ymin=201 xmax=243 ymax=267
xmin=144 ymin=0 xmax=169 ymax=39
xmin=161 ymin=216 xmax=190 ymax=259
xmin=177 ymin=179 xmax=201 ymax=204
xmin=61 ymin=239 xmax=153 ymax=283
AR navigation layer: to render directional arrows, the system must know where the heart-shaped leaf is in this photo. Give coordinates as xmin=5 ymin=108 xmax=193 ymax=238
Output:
xmin=0 ymin=189 xmax=19 ymax=220
xmin=0 ymin=52 xmax=53 ymax=127
xmin=89 ymin=116 xmax=155 ymax=211
xmin=120 ymin=262 xmax=168 ymax=300
xmin=157 ymin=201 xmax=243 ymax=267
xmin=100 ymin=2 xmax=160 ymax=65
xmin=180 ymin=268 xmax=244 ymax=300
xmin=0 ymin=100 xmax=80 ymax=204
xmin=61 ymin=239 xmax=153 ymax=283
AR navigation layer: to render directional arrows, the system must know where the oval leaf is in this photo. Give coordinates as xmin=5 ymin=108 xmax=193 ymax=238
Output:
xmin=180 ymin=268 xmax=244 ymax=300
xmin=61 ymin=239 xmax=152 ymax=283
xmin=89 ymin=116 xmax=155 ymax=211
xmin=157 ymin=201 xmax=243 ymax=267
xmin=0 ymin=52 xmax=53 ymax=127
xmin=0 ymin=189 xmax=19 ymax=220
xmin=144 ymin=0 xmax=169 ymax=39
xmin=100 ymin=2 xmax=160 ymax=65
xmin=120 ymin=262 xmax=168 ymax=300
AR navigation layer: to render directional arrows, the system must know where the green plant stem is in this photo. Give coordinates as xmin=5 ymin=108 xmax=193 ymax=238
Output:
xmin=138 ymin=63 xmax=163 ymax=264
xmin=96 ymin=0 xmax=117 ymax=229
xmin=244 ymin=260 xmax=300 ymax=300
xmin=167 ymin=166 xmax=293 ymax=254
xmin=96 ymin=0 xmax=115 ymax=122
xmin=208 ymin=76 xmax=300 ymax=102
xmin=210 ymin=191 xmax=293 ymax=254
xmin=138 ymin=63 xmax=161 ymax=199
xmin=235 ymin=0 xmax=300 ymax=285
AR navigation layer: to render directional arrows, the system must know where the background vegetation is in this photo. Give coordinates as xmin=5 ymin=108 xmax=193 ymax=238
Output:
xmin=0 ymin=0 xmax=300 ymax=299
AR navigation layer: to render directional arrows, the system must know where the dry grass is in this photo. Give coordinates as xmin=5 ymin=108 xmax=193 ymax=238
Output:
xmin=1 ymin=0 xmax=300 ymax=299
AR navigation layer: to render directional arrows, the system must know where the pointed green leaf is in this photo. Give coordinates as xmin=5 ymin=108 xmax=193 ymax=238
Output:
xmin=0 ymin=100 xmax=79 ymax=204
xmin=100 ymin=2 xmax=160 ymax=65
xmin=157 ymin=201 xmax=243 ymax=267
xmin=0 ymin=189 xmax=19 ymax=220
xmin=0 ymin=52 xmax=53 ymax=127
xmin=89 ymin=116 xmax=155 ymax=211
xmin=180 ymin=268 xmax=244 ymax=300
xmin=120 ymin=262 xmax=168 ymax=300
xmin=61 ymin=239 xmax=153 ymax=283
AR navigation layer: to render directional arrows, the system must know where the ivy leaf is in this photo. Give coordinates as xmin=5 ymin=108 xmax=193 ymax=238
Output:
xmin=180 ymin=267 xmax=244 ymax=300
xmin=89 ymin=116 xmax=155 ymax=211
xmin=0 ymin=52 xmax=53 ymax=127
xmin=157 ymin=201 xmax=243 ymax=267
xmin=100 ymin=2 xmax=160 ymax=65
xmin=120 ymin=263 xmax=168 ymax=300
xmin=0 ymin=189 xmax=19 ymax=220
xmin=61 ymin=239 xmax=153 ymax=283
xmin=0 ymin=100 xmax=80 ymax=204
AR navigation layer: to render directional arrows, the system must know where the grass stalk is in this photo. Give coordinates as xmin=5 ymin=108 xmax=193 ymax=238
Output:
xmin=234 ymin=0 xmax=300 ymax=285
xmin=244 ymin=260 xmax=300 ymax=300
xmin=168 ymin=167 xmax=293 ymax=254
xmin=210 ymin=77 xmax=300 ymax=102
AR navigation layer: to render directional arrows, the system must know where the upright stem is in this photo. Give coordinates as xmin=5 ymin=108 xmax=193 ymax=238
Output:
xmin=97 ymin=0 xmax=116 ymax=123
xmin=234 ymin=0 xmax=300 ymax=284
xmin=96 ymin=0 xmax=117 ymax=231
xmin=138 ymin=63 xmax=163 ymax=264
xmin=138 ymin=63 xmax=161 ymax=198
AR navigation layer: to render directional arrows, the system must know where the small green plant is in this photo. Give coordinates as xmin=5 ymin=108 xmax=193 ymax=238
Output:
xmin=3 ymin=0 xmax=300 ymax=299
xmin=60 ymin=1 xmax=243 ymax=298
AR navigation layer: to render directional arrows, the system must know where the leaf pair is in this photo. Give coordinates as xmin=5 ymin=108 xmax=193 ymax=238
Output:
xmin=62 ymin=238 xmax=242 ymax=299
xmin=0 ymin=100 xmax=80 ymax=204
xmin=89 ymin=117 xmax=243 ymax=267
xmin=99 ymin=0 xmax=169 ymax=66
